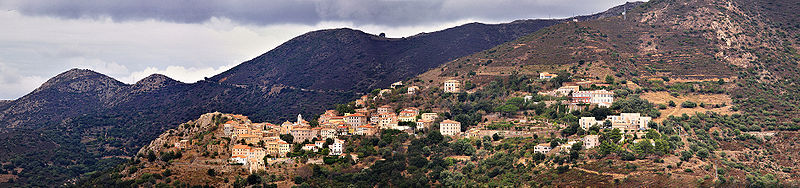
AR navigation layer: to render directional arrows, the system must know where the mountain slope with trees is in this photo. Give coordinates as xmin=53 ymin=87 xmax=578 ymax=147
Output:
xmin=0 ymin=4 xmax=645 ymax=186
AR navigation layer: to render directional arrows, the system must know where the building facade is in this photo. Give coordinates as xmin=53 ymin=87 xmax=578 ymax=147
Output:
xmin=443 ymin=80 xmax=461 ymax=93
xmin=440 ymin=120 xmax=462 ymax=136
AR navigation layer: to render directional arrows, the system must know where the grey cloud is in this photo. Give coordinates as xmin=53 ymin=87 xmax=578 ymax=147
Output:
xmin=6 ymin=0 xmax=632 ymax=26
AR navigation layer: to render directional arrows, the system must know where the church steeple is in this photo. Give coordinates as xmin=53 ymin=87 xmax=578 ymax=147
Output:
xmin=297 ymin=114 xmax=303 ymax=123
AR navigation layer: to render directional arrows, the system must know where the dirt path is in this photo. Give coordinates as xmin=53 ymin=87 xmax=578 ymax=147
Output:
xmin=573 ymin=167 xmax=627 ymax=179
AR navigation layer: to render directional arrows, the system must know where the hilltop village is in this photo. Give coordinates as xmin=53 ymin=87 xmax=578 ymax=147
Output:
xmin=131 ymin=71 xmax=678 ymax=186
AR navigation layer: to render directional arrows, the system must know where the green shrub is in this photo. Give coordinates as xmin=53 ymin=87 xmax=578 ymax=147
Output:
xmin=681 ymin=101 xmax=697 ymax=108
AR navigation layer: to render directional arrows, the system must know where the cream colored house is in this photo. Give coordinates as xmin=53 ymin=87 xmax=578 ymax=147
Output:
xmin=579 ymin=117 xmax=603 ymax=130
xmin=407 ymin=86 xmax=419 ymax=94
xmin=421 ymin=113 xmax=438 ymax=121
xmin=534 ymin=143 xmax=552 ymax=154
xmin=539 ymin=72 xmax=557 ymax=80
xmin=443 ymin=80 xmax=461 ymax=93
xmin=582 ymin=135 xmax=600 ymax=149
xmin=440 ymin=119 xmax=462 ymax=136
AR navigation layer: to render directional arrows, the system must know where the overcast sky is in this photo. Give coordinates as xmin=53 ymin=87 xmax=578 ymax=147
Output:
xmin=0 ymin=0 xmax=633 ymax=100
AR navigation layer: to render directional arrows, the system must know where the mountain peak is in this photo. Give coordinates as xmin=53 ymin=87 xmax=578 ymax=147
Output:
xmin=132 ymin=74 xmax=182 ymax=92
xmin=35 ymin=68 xmax=125 ymax=93
xmin=136 ymin=74 xmax=179 ymax=85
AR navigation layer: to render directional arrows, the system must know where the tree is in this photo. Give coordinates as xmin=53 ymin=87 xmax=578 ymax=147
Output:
xmin=605 ymin=75 xmax=615 ymax=84
xmin=696 ymin=148 xmax=709 ymax=159
xmin=550 ymin=139 xmax=560 ymax=148
xmin=335 ymin=104 xmax=355 ymax=114
xmin=246 ymin=174 xmax=262 ymax=185
xmin=451 ymin=139 xmax=476 ymax=156
xmin=506 ymin=97 xmax=526 ymax=109
xmin=207 ymin=169 xmax=217 ymax=176
xmin=611 ymin=96 xmax=661 ymax=118
xmin=492 ymin=133 xmax=503 ymax=141
xmin=494 ymin=104 xmax=519 ymax=116
xmin=590 ymin=107 xmax=612 ymax=120
xmin=681 ymin=101 xmax=697 ymax=108
xmin=633 ymin=139 xmax=653 ymax=154
xmin=280 ymin=134 xmax=294 ymax=143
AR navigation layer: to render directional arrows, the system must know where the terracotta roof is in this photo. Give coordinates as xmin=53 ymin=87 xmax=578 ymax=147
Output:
xmin=232 ymin=155 xmax=247 ymax=158
xmin=441 ymin=120 xmax=460 ymax=124
xmin=536 ymin=143 xmax=552 ymax=147
xmin=346 ymin=113 xmax=365 ymax=117
xmin=233 ymin=145 xmax=250 ymax=150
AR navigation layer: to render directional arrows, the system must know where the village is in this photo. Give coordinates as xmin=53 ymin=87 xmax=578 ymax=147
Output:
xmin=161 ymin=71 xmax=663 ymax=175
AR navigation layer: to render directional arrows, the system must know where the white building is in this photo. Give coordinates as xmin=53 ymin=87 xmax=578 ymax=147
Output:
xmin=377 ymin=105 xmax=392 ymax=114
xmin=329 ymin=139 xmax=344 ymax=156
xmin=302 ymin=144 xmax=318 ymax=152
xmin=571 ymin=89 xmax=614 ymax=106
xmin=345 ymin=113 xmax=367 ymax=127
xmin=443 ymin=80 xmax=461 ymax=93
xmin=231 ymin=155 xmax=248 ymax=165
xmin=579 ymin=117 xmax=603 ymax=130
xmin=582 ymin=135 xmax=600 ymax=149
xmin=320 ymin=128 xmax=337 ymax=139
xmin=421 ymin=113 xmax=438 ymax=121
xmin=608 ymin=113 xmax=651 ymax=131
xmin=439 ymin=120 xmax=462 ymax=136
xmin=538 ymin=86 xmax=579 ymax=97
xmin=534 ymin=143 xmax=552 ymax=154
xmin=580 ymin=113 xmax=651 ymax=132
xmin=398 ymin=109 xmax=418 ymax=122
xmin=539 ymin=72 xmax=557 ymax=80
xmin=390 ymin=81 xmax=404 ymax=89
xmin=407 ymin=86 xmax=419 ymax=95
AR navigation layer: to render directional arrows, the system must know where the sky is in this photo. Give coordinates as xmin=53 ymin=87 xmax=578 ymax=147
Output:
xmin=0 ymin=0 xmax=633 ymax=100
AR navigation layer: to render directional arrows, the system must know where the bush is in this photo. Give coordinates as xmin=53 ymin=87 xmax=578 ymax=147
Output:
xmin=207 ymin=169 xmax=216 ymax=176
xmin=556 ymin=165 xmax=570 ymax=174
xmin=681 ymin=101 xmax=697 ymax=108
xmin=246 ymin=174 xmax=262 ymax=185
xmin=680 ymin=151 xmax=693 ymax=161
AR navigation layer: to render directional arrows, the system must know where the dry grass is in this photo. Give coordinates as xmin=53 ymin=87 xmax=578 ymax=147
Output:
xmin=639 ymin=92 xmax=736 ymax=122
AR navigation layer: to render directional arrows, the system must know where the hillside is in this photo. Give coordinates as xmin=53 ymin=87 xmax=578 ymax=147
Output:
xmin=0 ymin=5 xmax=645 ymax=186
xmin=73 ymin=0 xmax=800 ymax=187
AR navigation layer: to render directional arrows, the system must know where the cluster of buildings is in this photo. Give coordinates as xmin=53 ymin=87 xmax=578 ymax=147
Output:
xmin=533 ymin=136 xmax=600 ymax=154
xmin=533 ymin=113 xmax=650 ymax=155
xmin=538 ymin=85 xmax=614 ymax=108
xmin=579 ymin=113 xmax=652 ymax=132
xmin=217 ymin=77 xmax=470 ymax=171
